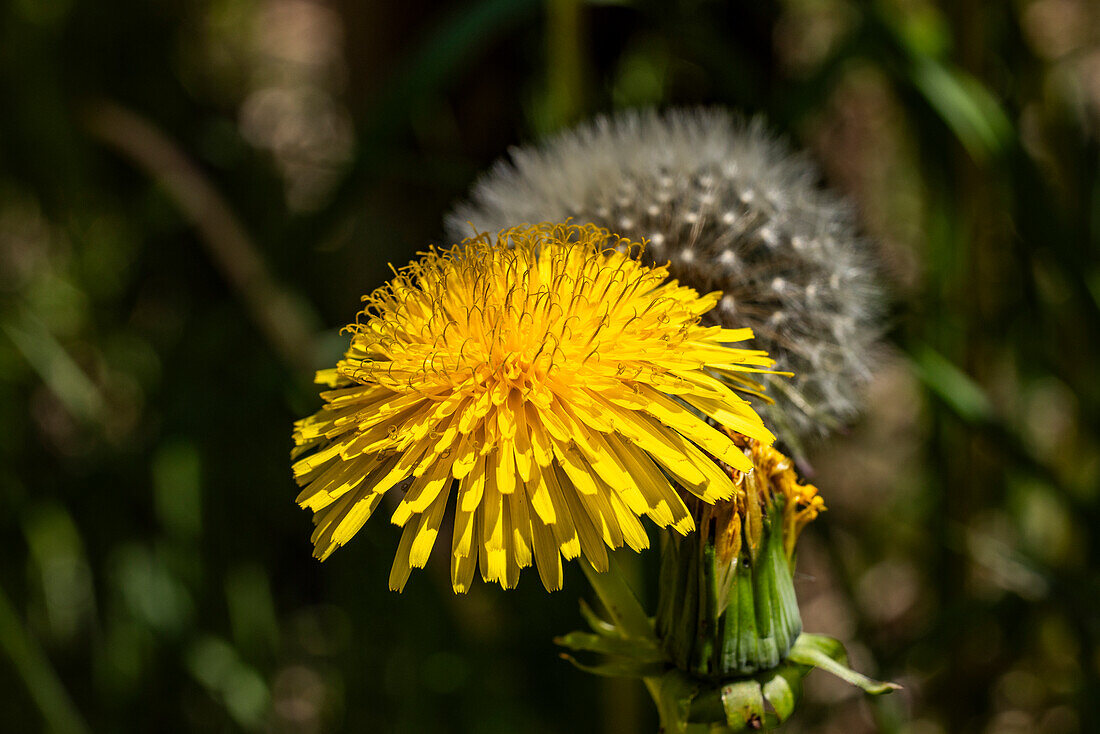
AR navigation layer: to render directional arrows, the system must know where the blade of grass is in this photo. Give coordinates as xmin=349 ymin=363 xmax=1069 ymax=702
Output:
xmin=0 ymin=581 xmax=88 ymax=734
xmin=84 ymin=102 xmax=320 ymax=374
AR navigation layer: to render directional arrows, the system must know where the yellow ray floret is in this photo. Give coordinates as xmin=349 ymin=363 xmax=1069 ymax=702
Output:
xmin=291 ymin=222 xmax=778 ymax=592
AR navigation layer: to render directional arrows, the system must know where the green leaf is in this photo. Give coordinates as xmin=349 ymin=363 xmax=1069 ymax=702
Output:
xmin=580 ymin=557 xmax=656 ymax=642
xmin=720 ymin=679 xmax=765 ymax=731
xmin=554 ymin=631 xmax=664 ymax=662
xmin=558 ymin=653 xmax=665 ymax=679
xmin=910 ymin=344 xmax=995 ymax=424
xmin=787 ymin=634 xmax=900 ymax=695
xmin=909 ymin=57 xmax=1011 ymax=163
xmin=789 ymin=633 xmax=847 ymax=662
xmin=577 ymin=598 xmax=619 ymax=638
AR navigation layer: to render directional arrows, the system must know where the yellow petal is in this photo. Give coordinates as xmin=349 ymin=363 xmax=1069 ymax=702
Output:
xmin=530 ymin=517 xmax=563 ymax=592
xmin=409 ymin=487 xmax=449 ymax=568
xmin=391 ymin=456 xmax=453 ymax=526
xmin=494 ymin=442 xmax=517 ymax=495
xmin=508 ymin=488 xmax=534 ymax=568
xmin=542 ymin=465 xmax=581 ymax=559
xmin=388 ymin=522 xmax=418 ymax=592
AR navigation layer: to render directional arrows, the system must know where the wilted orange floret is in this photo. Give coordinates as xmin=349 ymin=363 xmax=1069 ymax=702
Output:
xmin=714 ymin=434 xmax=826 ymax=566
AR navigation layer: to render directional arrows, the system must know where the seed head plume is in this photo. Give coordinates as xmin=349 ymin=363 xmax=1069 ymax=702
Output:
xmin=449 ymin=108 xmax=883 ymax=445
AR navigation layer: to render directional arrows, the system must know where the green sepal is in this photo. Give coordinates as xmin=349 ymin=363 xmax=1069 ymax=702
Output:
xmin=720 ymin=679 xmax=765 ymax=731
xmin=578 ymin=598 xmax=619 ymax=637
xmin=687 ymin=660 xmax=803 ymax=730
xmin=759 ymin=665 xmax=801 ymax=722
xmin=554 ymin=630 xmax=664 ymax=662
xmin=557 ymin=596 xmax=666 ymax=681
xmin=685 ymin=633 xmax=898 ymax=730
xmin=786 ymin=633 xmax=901 ymax=695
xmin=558 ymin=653 xmax=665 ymax=679
xmin=659 ymin=512 xmax=803 ymax=678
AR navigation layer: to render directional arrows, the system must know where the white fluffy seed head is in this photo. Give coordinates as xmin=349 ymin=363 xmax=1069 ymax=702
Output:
xmin=447 ymin=108 xmax=884 ymax=445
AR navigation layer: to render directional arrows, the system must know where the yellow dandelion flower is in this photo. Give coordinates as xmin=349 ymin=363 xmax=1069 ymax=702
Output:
xmin=291 ymin=222 xmax=777 ymax=593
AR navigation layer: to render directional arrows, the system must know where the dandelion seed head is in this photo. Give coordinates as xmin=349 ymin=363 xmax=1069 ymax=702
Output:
xmin=448 ymin=108 xmax=884 ymax=443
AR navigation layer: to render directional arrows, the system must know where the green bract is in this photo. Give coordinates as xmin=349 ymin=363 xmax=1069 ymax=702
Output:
xmin=656 ymin=505 xmax=802 ymax=677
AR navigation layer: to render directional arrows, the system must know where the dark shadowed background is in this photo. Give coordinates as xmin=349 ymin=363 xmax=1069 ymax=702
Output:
xmin=1 ymin=0 xmax=1099 ymax=732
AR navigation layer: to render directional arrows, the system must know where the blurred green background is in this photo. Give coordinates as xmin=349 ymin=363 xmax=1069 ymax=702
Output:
xmin=1 ymin=0 xmax=1099 ymax=731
